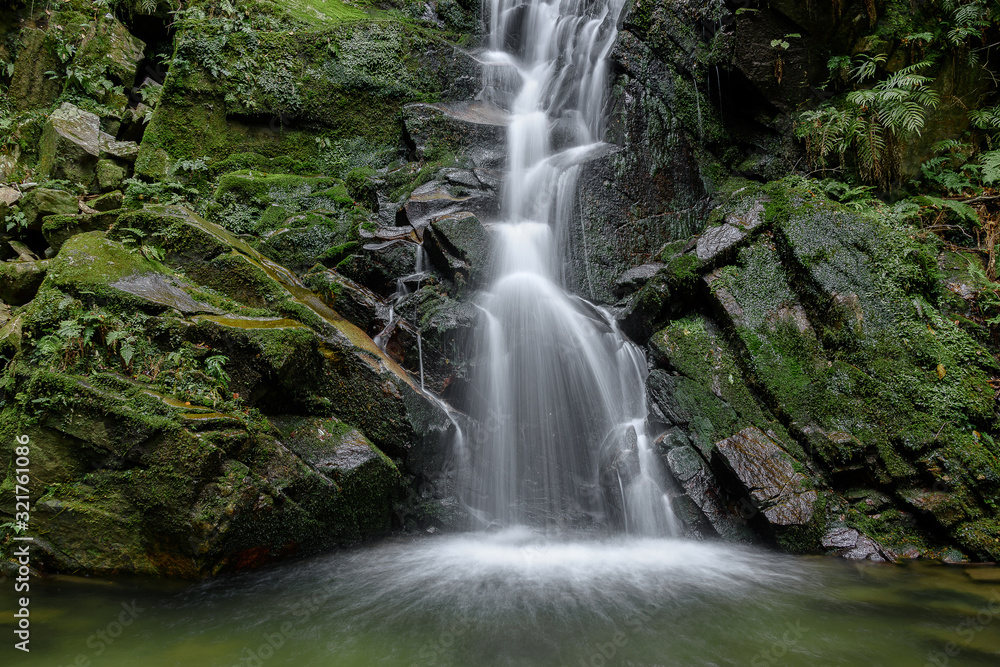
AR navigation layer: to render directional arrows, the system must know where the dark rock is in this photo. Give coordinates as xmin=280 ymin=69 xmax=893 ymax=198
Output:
xmin=110 ymin=273 xmax=222 ymax=315
xmin=402 ymin=180 xmax=498 ymax=232
xmin=305 ymin=268 xmax=389 ymax=337
xmin=665 ymin=445 xmax=755 ymax=542
xmin=424 ymin=211 xmax=492 ymax=288
xmin=654 ymin=427 xmax=694 ymax=454
xmin=403 ymin=101 xmax=510 ymax=170
xmin=21 ymin=188 xmax=78 ymax=231
xmin=821 ymin=527 xmax=894 ymax=562
xmin=90 ymin=191 xmax=124 ymax=212
xmin=38 ymin=104 xmax=102 ymax=186
xmin=96 ymin=160 xmax=127 ymax=192
xmin=42 ymin=211 xmax=119 ymax=252
xmin=0 ymin=260 xmax=49 ymax=305
xmin=713 ymin=427 xmax=817 ymax=526
xmin=614 ymin=263 xmax=663 ymax=298
xmin=696 ymin=224 xmax=744 ymax=262
xmin=77 ymin=14 xmax=145 ymax=86
xmin=9 ymin=28 xmax=62 ymax=111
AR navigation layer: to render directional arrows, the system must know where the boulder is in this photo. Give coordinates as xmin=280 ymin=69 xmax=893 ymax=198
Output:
xmin=76 ymin=14 xmax=145 ymax=86
xmin=110 ymin=273 xmax=222 ymax=315
xmin=9 ymin=28 xmax=62 ymax=111
xmin=41 ymin=211 xmax=119 ymax=252
xmin=423 ymin=212 xmax=492 ymax=288
xmin=20 ymin=188 xmax=79 ymax=231
xmin=403 ymin=102 xmax=510 ymax=169
xmin=665 ymin=445 xmax=755 ymax=542
xmin=402 ymin=180 xmax=499 ymax=232
xmin=712 ymin=427 xmax=817 ymax=527
xmin=821 ymin=527 xmax=894 ymax=562
xmin=614 ymin=263 xmax=663 ymax=298
xmin=0 ymin=259 xmax=49 ymax=305
xmin=38 ymin=103 xmax=102 ymax=185
xmin=696 ymin=224 xmax=745 ymax=262
xmin=96 ymin=160 xmax=127 ymax=192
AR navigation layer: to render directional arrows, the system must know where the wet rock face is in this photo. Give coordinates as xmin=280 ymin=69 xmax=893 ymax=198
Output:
xmin=713 ymin=427 xmax=817 ymax=527
xmin=402 ymin=102 xmax=510 ymax=170
xmin=641 ymin=177 xmax=1000 ymax=561
xmin=664 ymin=444 xmax=755 ymax=542
xmin=822 ymin=527 xmax=894 ymax=562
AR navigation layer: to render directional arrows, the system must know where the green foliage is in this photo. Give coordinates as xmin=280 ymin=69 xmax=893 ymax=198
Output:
xmin=204 ymin=354 xmax=230 ymax=387
xmin=981 ymin=151 xmax=1000 ymax=185
xmin=117 ymin=224 xmax=167 ymax=262
xmin=28 ymin=297 xmax=150 ymax=373
xmin=4 ymin=208 xmax=27 ymax=234
xmin=121 ymin=178 xmax=201 ymax=210
xmin=796 ymin=58 xmax=939 ymax=188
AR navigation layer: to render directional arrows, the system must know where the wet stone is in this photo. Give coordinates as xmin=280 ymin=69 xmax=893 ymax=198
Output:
xmin=696 ymin=224 xmax=744 ymax=262
xmin=713 ymin=427 xmax=817 ymax=526
xmin=110 ymin=273 xmax=222 ymax=315
xmin=822 ymin=527 xmax=894 ymax=562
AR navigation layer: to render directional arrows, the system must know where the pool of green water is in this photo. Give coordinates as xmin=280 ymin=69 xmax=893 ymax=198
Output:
xmin=3 ymin=530 xmax=999 ymax=666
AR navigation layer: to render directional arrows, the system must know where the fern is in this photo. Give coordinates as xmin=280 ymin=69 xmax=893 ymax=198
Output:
xmin=981 ymin=150 xmax=1000 ymax=185
xmin=913 ymin=195 xmax=980 ymax=225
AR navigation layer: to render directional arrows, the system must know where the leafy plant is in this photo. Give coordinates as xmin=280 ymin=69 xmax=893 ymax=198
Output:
xmin=796 ymin=57 xmax=939 ymax=189
xmin=4 ymin=208 xmax=27 ymax=233
xmin=204 ymin=354 xmax=230 ymax=387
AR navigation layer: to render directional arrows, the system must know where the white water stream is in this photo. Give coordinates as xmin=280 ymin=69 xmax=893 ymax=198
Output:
xmin=457 ymin=0 xmax=677 ymax=534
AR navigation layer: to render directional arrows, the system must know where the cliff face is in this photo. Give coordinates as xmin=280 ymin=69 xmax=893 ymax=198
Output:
xmin=0 ymin=0 xmax=998 ymax=575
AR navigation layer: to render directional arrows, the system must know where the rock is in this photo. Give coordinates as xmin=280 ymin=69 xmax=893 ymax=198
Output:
xmin=599 ymin=425 xmax=642 ymax=529
xmin=110 ymin=273 xmax=222 ymax=315
xmin=90 ymin=191 xmax=124 ymax=212
xmin=20 ymin=188 xmax=78 ymax=231
xmin=99 ymin=133 xmax=139 ymax=162
xmin=423 ymin=212 xmax=492 ymax=288
xmin=725 ymin=200 xmax=767 ymax=232
xmin=7 ymin=240 xmax=38 ymax=262
xmin=665 ymin=445 xmax=755 ymax=542
xmin=402 ymin=180 xmax=499 ymax=233
xmin=821 ymin=527 xmax=894 ymax=562
xmin=713 ymin=427 xmax=817 ymax=526
xmin=696 ymin=224 xmax=745 ymax=262
xmin=76 ymin=14 xmax=145 ymax=86
xmin=305 ymin=268 xmax=389 ymax=336
xmin=41 ymin=211 xmax=119 ymax=252
xmin=645 ymin=370 xmax=739 ymax=453
xmin=270 ymin=416 xmax=401 ymax=533
xmin=0 ymin=312 xmax=22 ymax=355
xmin=96 ymin=160 xmax=127 ymax=192
xmin=9 ymin=28 xmax=62 ymax=111
xmin=0 ymin=187 xmax=21 ymax=208
xmin=38 ymin=103 xmax=102 ymax=185
xmin=0 ymin=259 xmax=50 ymax=305
xmin=614 ymin=263 xmax=663 ymax=298
xmin=655 ymin=427 xmax=693 ymax=454
xmin=441 ymin=168 xmax=482 ymax=190
xmin=403 ymin=102 xmax=510 ymax=169
xmin=112 ymin=205 xmax=232 ymax=266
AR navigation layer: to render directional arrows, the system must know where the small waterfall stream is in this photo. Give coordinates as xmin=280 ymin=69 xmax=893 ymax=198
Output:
xmin=457 ymin=0 xmax=676 ymax=534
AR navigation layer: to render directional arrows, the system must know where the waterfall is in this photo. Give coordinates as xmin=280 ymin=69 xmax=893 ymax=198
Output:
xmin=458 ymin=0 xmax=677 ymax=534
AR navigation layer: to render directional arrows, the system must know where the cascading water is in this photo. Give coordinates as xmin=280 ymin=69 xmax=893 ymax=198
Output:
xmin=458 ymin=0 xmax=677 ymax=534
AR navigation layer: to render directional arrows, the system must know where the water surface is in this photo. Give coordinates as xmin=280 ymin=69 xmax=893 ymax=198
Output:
xmin=5 ymin=530 xmax=1000 ymax=666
